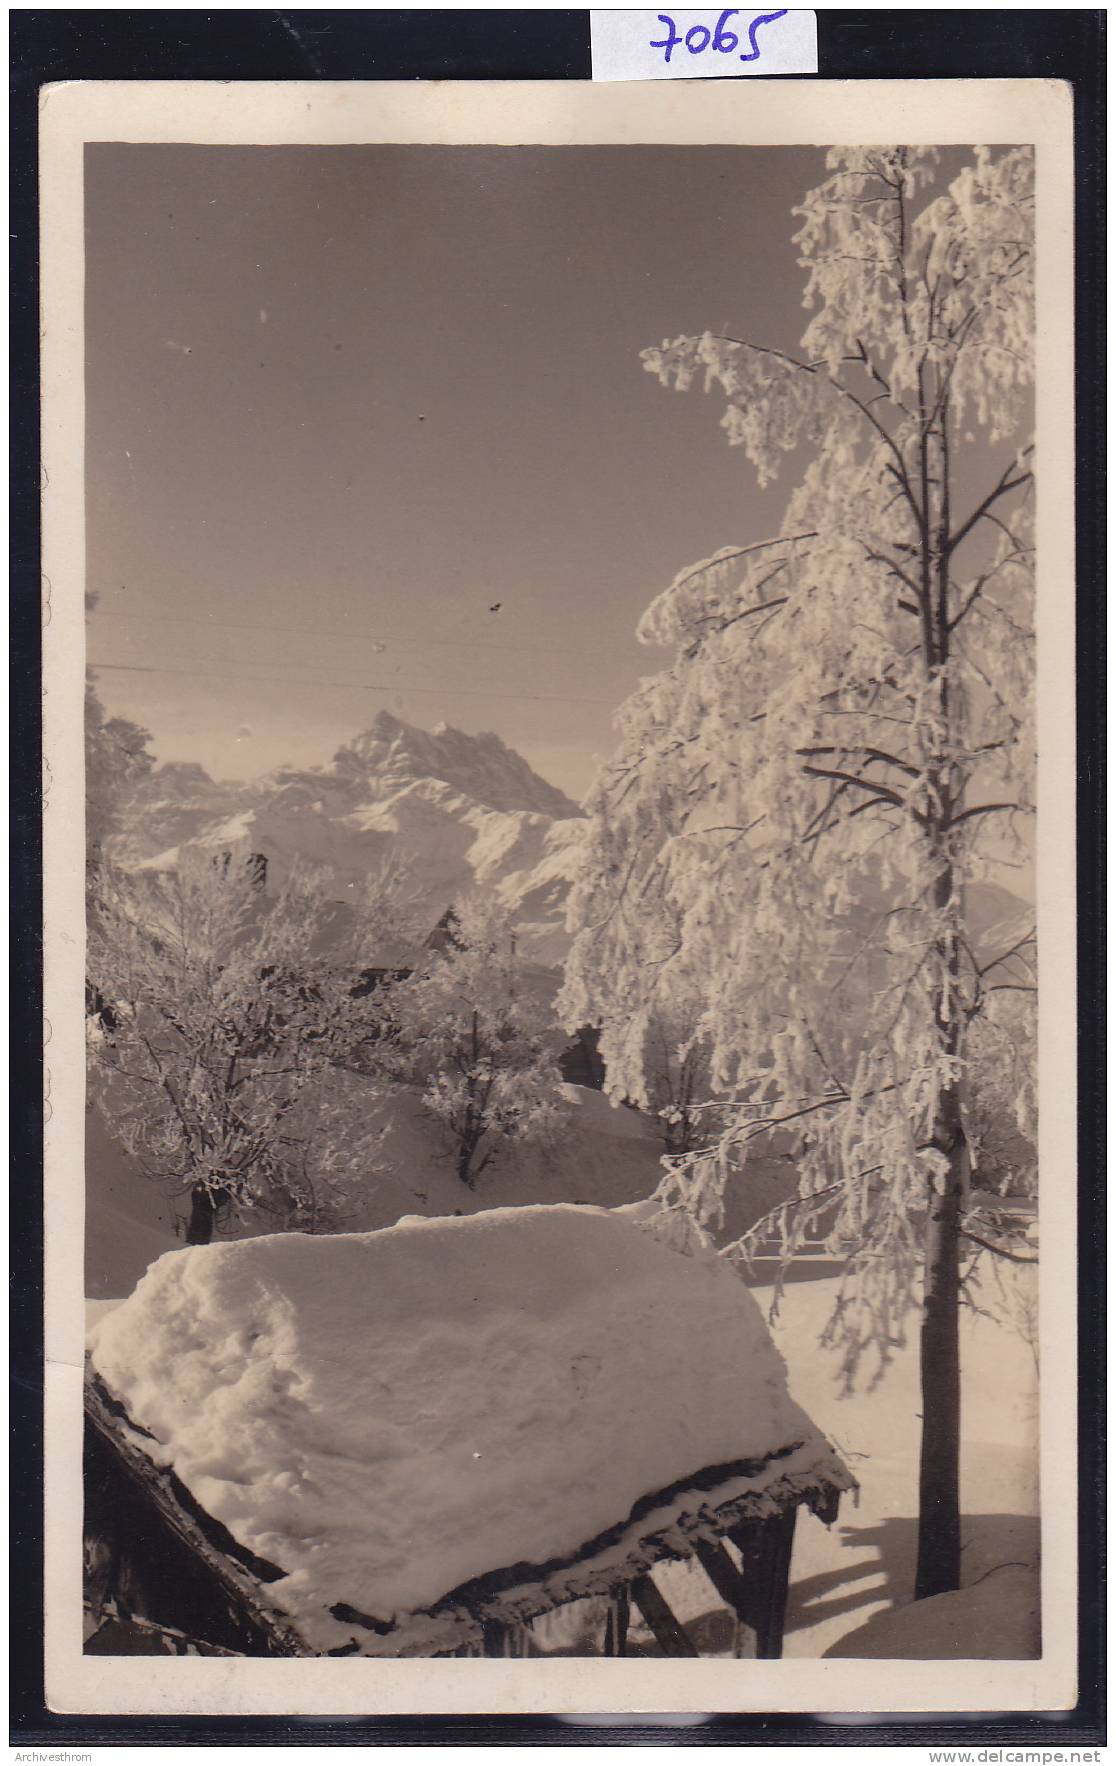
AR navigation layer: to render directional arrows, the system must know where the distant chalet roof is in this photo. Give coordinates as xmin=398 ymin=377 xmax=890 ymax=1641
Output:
xmin=423 ymin=903 xmax=461 ymax=953
xmin=87 ymin=1206 xmax=852 ymax=1657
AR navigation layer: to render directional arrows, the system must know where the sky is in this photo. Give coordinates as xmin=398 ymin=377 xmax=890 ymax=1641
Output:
xmin=86 ymin=143 xmax=825 ymax=801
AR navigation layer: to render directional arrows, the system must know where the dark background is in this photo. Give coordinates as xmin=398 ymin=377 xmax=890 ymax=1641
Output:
xmin=11 ymin=9 xmax=1105 ymax=1748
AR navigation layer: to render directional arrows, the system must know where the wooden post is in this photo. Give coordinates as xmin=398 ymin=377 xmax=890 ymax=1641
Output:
xmin=630 ymin=1573 xmax=698 ymax=1657
xmin=602 ymin=1589 xmax=630 ymax=1657
xmin=691 ymin=1536 xmax=762 ymax=1657
xmin=615 ymin=1587 xmax=629 ymax=1658
xmin=727 ymin=1507 xmax=797 ymax=1659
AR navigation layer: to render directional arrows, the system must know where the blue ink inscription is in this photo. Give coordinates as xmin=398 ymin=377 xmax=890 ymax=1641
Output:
xmin=650 ymin=8 xmax=789 ymax=67
xmin=739 ymin=8 xmax=789 ymax=60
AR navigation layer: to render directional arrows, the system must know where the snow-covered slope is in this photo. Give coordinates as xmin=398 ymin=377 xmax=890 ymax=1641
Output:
xmin=84 ymin=1082 xmax=668 ymax=1300
xmin=88 ymin=1205 xmax=844 ymax=1652
xmin=823 ymin=1565 xmax=1039 ymax=1659
xmin=114 ymin=713 xmax=586 ymax=963
xmin=115 ymin=761 xmax=248 ymax=863
xmin=576 ymin=1264 xmax=1039 ymax=1661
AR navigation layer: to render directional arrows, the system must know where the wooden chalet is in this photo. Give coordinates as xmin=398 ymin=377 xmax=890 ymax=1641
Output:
xmin=84 ymin=1208 xmax=853 ymax=1661
xmin=84 ymin=1371 xmax=849 ymax=1660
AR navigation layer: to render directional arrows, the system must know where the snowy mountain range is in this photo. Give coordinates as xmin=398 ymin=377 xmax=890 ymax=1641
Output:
xmin=113 ymin=709 xmax=1033 ymax=974
xmin=115 ymin=713 xmax=587 ymax=964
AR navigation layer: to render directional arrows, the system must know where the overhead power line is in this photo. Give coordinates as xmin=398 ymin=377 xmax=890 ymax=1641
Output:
xmin=88 ymin=658 xmax=619 ymax=708
xmin=91 ymin=605 xmax=649 ymax=661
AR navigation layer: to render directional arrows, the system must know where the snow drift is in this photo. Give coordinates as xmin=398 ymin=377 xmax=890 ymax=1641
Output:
xmin=88 ymin=1204 xmax=846 ymax=1652
xmin=825 ymin=1564 xmax=1040 ymax=1660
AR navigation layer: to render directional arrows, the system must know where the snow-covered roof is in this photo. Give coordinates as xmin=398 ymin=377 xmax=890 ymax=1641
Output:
xmin=88 ymin=1204 xmax=849 ymax=1655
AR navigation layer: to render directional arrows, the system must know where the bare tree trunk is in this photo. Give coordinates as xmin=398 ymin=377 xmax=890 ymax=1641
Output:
xmin=455 ymin=1013 xmax=482 ymax=1188
xmin=912 ymin=786 xmax=966 ymax=1597
xmin=914 ymin=1079 xmax=966 ymax=1598
xmin=186 ymin=1184 xmax=224 ymax=1245
xmin=913 ymin=398 xmax=966 ymax=1601
xmin=456 ymin=1142 xmax=477 ymax=1189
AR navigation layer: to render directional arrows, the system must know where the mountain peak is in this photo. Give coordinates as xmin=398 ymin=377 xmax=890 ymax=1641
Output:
xmin=337 ymin=715 xmax=581 ymax=819
xmin=367 ymin=709 xmax=405 ymax=735
xmin=112 ymin=716 xmax=587 ymax=961
xmin=151 ymin=760 xmax=221 ymax=791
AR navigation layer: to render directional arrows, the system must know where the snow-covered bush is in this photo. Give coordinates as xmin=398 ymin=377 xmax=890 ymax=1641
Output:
xmin=87 ymin=853 xmax=394 ymax=1241
xmin=389 ymin=899 xmax=566 ymax=1188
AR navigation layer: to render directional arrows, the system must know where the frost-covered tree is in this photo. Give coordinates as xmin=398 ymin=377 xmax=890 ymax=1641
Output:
xmin=643 ymin=1007 xmax=714 ymax=1157
xmin=86 ymin=679 xmax=159 ymax=1032
xmin=85 ymin=597 xmax=156 ymax=872
xmin=86 ymin=679 xmax=155 ymax=872
xmin=595 ymin=922 xmax=713 ymax=1155
xmin=965 ymin=991 xmax=1038 ymax=1197
xmin=87 ymin=854 xmax=392 ymax=1243
xmin=391 ymin=900 xmax=565 ymax=1188
xmin=562 ymin=148 xmax=1035 ymax=1598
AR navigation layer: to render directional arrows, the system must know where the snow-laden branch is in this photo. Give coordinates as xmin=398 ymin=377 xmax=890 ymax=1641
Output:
xmin=947 ymin=448 xmax=1034 ymax=557
xmin=800 ymin=765 xmax=908 ymax=811
xmin=960 ymin=1228 xmax=1038 ymax=1265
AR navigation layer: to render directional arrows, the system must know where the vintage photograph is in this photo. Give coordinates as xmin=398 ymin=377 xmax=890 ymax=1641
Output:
xmin=39 ymin=80 xmax=1076 ymax=1711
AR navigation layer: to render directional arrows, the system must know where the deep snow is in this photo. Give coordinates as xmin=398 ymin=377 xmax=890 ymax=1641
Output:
xmin=823 ymin=1564 xmax=1039 ymax=1659
xmin=84 ymin=1251 xmax=1039 ymax=1659
xmin=772 ymin=1266 xmax=1040 ymax=1660
xmin=84 ymin=1088 xmax=1039 ymax=1661
xmin=88 ymin=1205 xmax=842 ymax=1651
xmin=627 ymin=1264 xmax=1040 ymax=1660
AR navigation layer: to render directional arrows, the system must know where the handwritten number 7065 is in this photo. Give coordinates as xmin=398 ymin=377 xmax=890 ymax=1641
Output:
xmin=650 ymin=8 xmax=788 ymax=65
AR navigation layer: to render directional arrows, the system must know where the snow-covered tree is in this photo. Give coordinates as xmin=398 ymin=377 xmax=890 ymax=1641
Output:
xmin=562 ymin=147 xmax=1035 ymax=1598
xmin=86 ymin=679 xmax=155 ymax=872
xmin=87 ymin=854 xmax=392 ymax=1242
xmin=597 ymin=944 xmax=713 ymax=1154
xmin=964 ymin=989 xmax=1038 ymax=1203
xmin=390 ymin=900 xmax=566 ymax=1188
xmin=643 ymin=1007 xmax=714 ymax=1157
xmin=85 ymin=596 xmax=156 ymax=872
